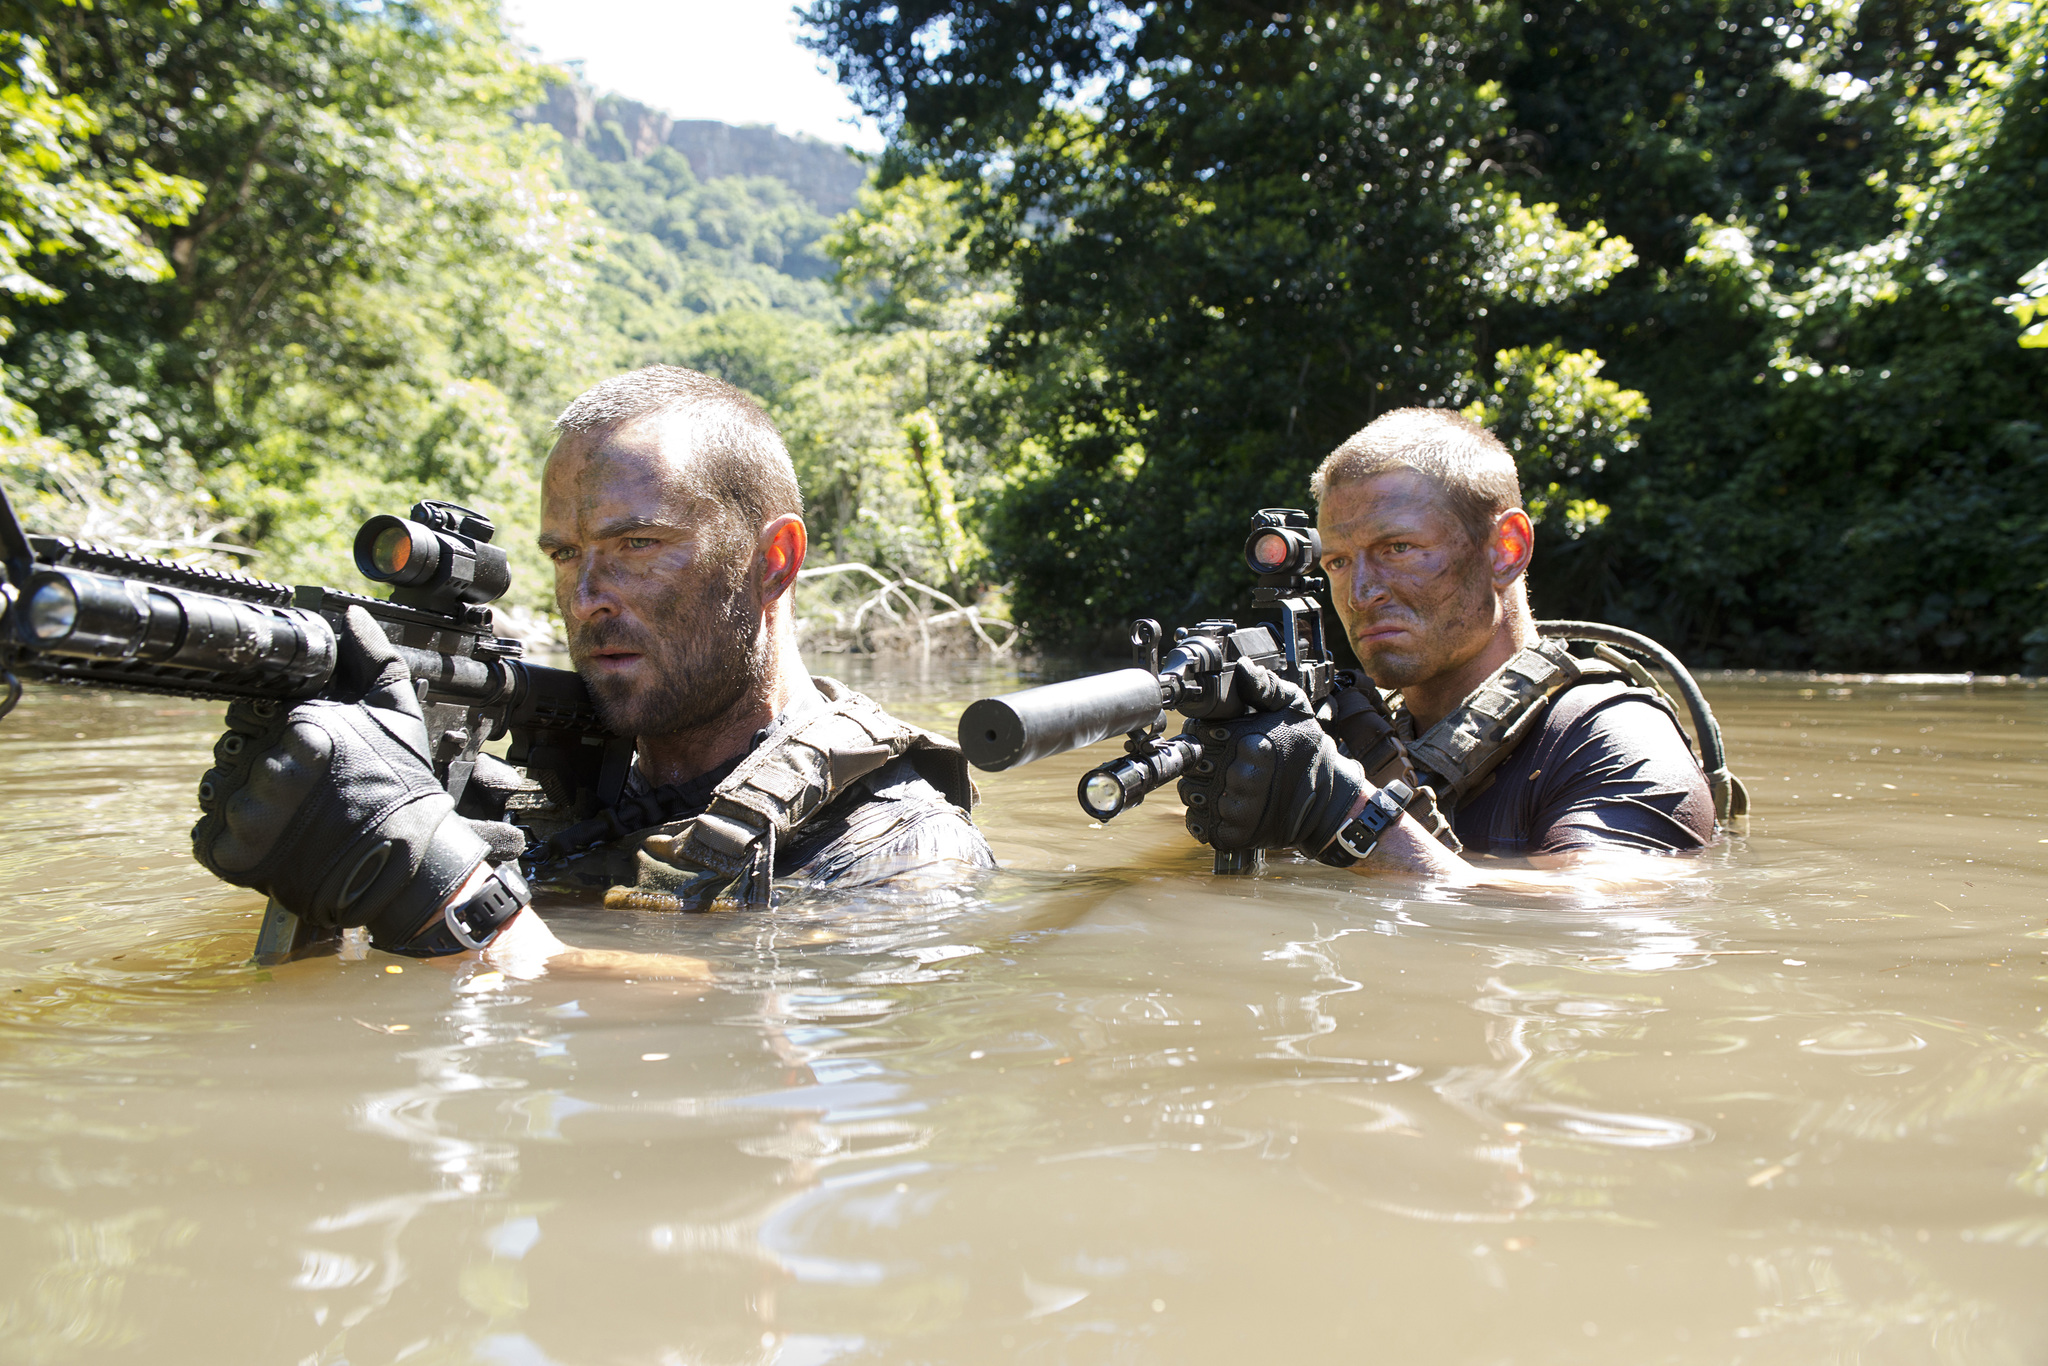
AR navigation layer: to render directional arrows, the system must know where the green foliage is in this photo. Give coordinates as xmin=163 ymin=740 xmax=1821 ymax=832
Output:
xmin=0 ymin=28 xmax=199 ymax=316
xmin=2003 ymin=258 xmax=2048 ymax=347
xmin=899 ymin=408 xmax=972 ymax=586
xmin=1463 ymin=344 xmax=1644 ymax=536
xmin=0 ymin=0 xmax=600 ymax=606
xmin=775 ymin=172 xmax=1018 ymax=596
xmin=1517 ymin=0 xmax=2048 ymax=668
xmin=807 ymin=0 xmax=2048 ymax=669
xmin=563 ymin=142 xmax=845 ymax=381
xmin=0 ymin=14 xmax=208 ymax=549
xmin=807 ymin=2 xmax=1645 ymax=651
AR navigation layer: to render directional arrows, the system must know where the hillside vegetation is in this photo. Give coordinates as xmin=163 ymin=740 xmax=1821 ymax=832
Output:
xmin=2 ymin=0 xmax=2043 ymax=669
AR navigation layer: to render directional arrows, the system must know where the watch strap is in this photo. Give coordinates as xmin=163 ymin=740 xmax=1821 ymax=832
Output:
xmin=1321 ymin=778 xmax=1416 ymax=867
xmin=387 ymin=862 xmax=531 ymax=958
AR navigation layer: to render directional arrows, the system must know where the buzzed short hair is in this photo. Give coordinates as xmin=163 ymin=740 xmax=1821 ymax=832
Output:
xmin=554 ymin=365 xmax=802 ymax=532
xmin=1311 ymin=408 xmax=1521 ymax=547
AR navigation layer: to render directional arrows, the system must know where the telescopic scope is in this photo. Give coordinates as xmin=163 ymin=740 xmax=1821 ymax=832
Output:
xmin=353 ymin=500 xmax=511 ymax=611
xmin=1243 ymin=512 xmax=1320 ymax=580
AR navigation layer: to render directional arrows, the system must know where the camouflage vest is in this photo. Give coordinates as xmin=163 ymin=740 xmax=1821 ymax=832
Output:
xmin=604 ymin=676 xmax=975 ymax=911
xmin=1323 ymin=639 xmax=1649 ymax=849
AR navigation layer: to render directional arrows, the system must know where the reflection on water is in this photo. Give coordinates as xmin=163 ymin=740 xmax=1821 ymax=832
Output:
xmin=2 ymin=667 xmax=2046 ymax=1363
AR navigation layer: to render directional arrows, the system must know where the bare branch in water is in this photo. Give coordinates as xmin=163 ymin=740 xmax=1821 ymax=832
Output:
xmin=796 ymin=563 xmax=1015 ymax=658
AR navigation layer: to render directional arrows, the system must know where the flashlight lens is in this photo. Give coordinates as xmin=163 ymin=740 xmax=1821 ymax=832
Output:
xmin=25 ymin=579 xmax=79 ymax=641
xmin=1082 ymin=773 xmax=1126 ymax=818
xmin=371 ymin=525 xmax=412 ymax=575
xmin=1250 ymin=531 xmax=1290 ymax=570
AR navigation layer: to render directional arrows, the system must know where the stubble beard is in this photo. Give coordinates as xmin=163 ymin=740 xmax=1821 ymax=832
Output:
xmin=570 ymin=568 xmax=766 ymax=741
xmin=1352 ymin=547 xmax=1500 ymax=692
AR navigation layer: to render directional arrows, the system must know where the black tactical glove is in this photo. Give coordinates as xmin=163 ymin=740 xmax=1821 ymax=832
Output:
xmin=1177 ymin=659 xmax=1370 ymax=857
xmin=191 ymin=606 xmax=528 ymax=955
xmin=458 ymin=752 xmax=542 ymax=831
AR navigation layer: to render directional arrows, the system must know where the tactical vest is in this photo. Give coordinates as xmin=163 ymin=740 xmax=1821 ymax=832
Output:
xmin=583 ymin=676 xmax=976 ymax=912
xmin=1322 ymin=637 xmax=1740 ymax=850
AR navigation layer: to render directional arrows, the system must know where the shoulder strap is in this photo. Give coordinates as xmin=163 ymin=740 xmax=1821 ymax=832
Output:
xmin=1403 ymin=639 xmax=1628 ymax=807
xmin=676 ymin=677 xmax=974 ymax=898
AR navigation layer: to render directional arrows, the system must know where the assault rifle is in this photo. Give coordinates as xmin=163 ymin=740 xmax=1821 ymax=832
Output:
xmin=957 ymin=505 xmax=1752 ymax=865
xmin=0 ymin=484 xmax=625 ymax=959
xmin=957 ymin=509 xmax=1334 ymax=874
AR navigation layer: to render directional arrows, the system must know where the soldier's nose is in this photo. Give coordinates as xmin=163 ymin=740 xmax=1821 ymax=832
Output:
xmin=568 ymin=573 xmax=615 ymax=621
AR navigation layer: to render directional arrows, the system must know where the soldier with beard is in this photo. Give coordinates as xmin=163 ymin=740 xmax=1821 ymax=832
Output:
xmin=190 ymin=367 xmax=993 ymax=965
xmin=1177 ymin=408 xmax=1715 ymax=891
xmin=523 ymin=366 xmax=994 ymax=909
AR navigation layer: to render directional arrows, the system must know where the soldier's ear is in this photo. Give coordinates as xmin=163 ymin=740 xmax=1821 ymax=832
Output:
xmin=1490 ymin=508 xmax=1534 ymax=585
xmin=758 ymin=514 xmax=808 ymax=602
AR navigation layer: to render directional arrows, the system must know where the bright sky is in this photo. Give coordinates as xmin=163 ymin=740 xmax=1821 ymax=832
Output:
xmin=500 ymin=0 xmax=884 ymax=152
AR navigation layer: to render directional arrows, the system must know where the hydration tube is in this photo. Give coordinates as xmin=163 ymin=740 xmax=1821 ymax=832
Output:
xmin=1536 ymin=619 xmax=1748 ymax=822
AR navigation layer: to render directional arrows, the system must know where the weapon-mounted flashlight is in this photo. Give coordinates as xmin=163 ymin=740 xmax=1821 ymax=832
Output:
xmin=1080 ymin=769 xmax=1134 ymax=821
xmin=24 ymin=577 xmax=78 ymax=640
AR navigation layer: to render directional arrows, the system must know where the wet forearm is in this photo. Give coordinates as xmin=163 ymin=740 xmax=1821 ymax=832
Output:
xmin=1359 ymin=813 xmax=1474 ymax=881
xmin=1335 ymin=795 xmax=1683 ymax=893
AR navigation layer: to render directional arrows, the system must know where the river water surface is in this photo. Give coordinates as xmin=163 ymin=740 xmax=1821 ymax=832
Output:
xmin=2 ymin=662 xmax=2046 ymax=1365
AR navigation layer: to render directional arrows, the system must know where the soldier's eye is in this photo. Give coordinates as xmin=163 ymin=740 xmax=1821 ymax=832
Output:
xmin=547 ymin=546 xmax=577 ymax=563
xmin=622 ymin=537 xmax=658 ymax=550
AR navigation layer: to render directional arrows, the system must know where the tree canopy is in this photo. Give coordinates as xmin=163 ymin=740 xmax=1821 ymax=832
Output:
xmin=0 ymin=0 xmax=599 ymax=595
xmin=2 ymin=0 xmax=2041 ymax=670
xmin=804 ymin=0 xmax=2048 ymax=669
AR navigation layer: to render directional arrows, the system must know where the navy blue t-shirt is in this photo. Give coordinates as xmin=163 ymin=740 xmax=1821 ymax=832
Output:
xmin=1443 ymin=680 xmax=1715 ymax=856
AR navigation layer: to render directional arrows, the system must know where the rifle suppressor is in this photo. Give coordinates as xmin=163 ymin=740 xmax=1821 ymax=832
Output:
xmin=957 ymin=668 xmax=1164 ymax=771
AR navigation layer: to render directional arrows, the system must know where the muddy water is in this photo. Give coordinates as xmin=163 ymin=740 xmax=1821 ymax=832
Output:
xmin=1 ymin=665 xmax=2046 ymax=1365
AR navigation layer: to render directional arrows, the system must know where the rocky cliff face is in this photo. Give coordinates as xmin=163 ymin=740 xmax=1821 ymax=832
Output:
xmin=526 ymin=81 xmax=868 ymax=217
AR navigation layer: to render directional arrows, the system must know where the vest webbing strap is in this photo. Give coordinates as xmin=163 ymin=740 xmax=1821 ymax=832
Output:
xmin=1320 ymin=678 xmax=1464 ymax=853
xmin=669 ymin=677 xmax=973 ymax=903
xmin=1397 ymin=639 xmax=1627 ymax=811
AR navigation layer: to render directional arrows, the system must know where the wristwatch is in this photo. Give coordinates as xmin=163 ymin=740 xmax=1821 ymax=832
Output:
xmin=1322 ymin=778 xmax=1416 ymax=867
xmin=392 ymin=862 xmax=532 ymax=957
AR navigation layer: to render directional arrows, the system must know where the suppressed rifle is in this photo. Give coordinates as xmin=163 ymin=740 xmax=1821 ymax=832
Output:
xmin=0 ymin=484 xmax=625 ymax=959
xmin=957 ymin=509 xmax=1334 ymax=874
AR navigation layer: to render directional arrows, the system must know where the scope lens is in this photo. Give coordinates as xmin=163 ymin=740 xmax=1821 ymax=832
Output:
xmin=354 ymin=514 xmax=441 ymax=587
xmin=1081 ymin=772 xmax=1127 ymax=819
xmin=371 ymin=525 xmax=411 ymax=575
xmin=1250 ymin=530 xmax=1292 ymax=570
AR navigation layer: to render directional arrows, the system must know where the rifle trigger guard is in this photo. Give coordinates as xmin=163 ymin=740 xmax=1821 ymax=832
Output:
xmin=0 ymin=671 xmax=18 ymax=721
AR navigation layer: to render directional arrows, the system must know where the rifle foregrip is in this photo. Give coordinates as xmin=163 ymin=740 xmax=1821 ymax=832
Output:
xmin=958 ymin=668 xmax=1165 ymax=771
